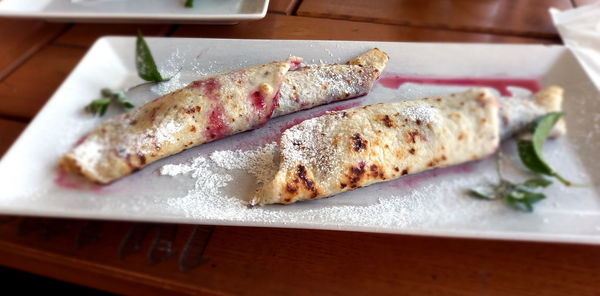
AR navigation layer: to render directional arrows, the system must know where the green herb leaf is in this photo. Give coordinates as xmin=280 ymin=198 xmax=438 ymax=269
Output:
xmin=136 ymin=30 xmax=168 ymax=82
xmin=85 ymin=89 xmax=135 ymax=116
xmin=99 ymin=101 xmax=110 ymax=116
xmin=85 ymin=98 xmax=111 ymax=116
xmin=184 ymin=0 xmax=194 ymax=8
xmin=115 ymin=91 xmax=135 ymax=109
xmin=100 ymin=88 xmax=114 ymax=97
xmin=503 ymin=189 xmax=546 ymax=212
xmin=517 ymin=112 xmax=572 ymax=185
xmin=522 ymin=178 xmax=552 ymax=188
xmin=467 ymin=187 xmax=497 ymax=200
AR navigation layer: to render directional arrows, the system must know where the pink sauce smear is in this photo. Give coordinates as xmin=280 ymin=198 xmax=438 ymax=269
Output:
xmin=378 ymin=74 xmax=541 ymax=96
xmin=54 ymin=168 xmax=86 ymax=190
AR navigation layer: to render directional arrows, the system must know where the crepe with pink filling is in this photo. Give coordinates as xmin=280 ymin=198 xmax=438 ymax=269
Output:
xmin=61 ymin=59 xmax=294 ymax=184
xmin=61 ymin=49 xmax=388 ymax=184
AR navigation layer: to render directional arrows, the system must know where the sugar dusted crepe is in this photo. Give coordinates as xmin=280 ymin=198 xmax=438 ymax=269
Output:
xmin=251 ymin=86 xmax=565 ymax=205
xmin=62 ymin=49 xmax=388 ymax=184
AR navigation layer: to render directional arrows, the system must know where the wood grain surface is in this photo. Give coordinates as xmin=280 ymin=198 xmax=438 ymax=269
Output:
xmin=268 ymin=0 xmax=299 ymax=15
xmin=0 ymin=45 xmax=86 ymax=120
xmin=0 ymin=220 xmax=598 ymax=296
xmin=53 ymin=24 xmax=172 ymax=48
xmin=573 ymin=0 xmax=600 ymax=6
xmin=0 ymin=119 xmax=26 ymax=156
xmin=297 ymin=0 xmax=572 ymax=38
xmin=0 ymin=19 xmax=66 ymax=81
xmin=173 ymin=14 xmax=558 ymax=43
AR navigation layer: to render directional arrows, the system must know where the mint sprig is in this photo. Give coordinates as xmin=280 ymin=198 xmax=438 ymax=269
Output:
xmin=468 ymin=112 xmax=573 ymax=212
xmin=184 ymin=0 xmax=194 ymax=8
xmin=468 ymin=151 xmax=553 ymax=212
xmin=86 ymin=31 xmax=173 ymax=116
xmin=85 ymin=88 xmax=135 ymax=116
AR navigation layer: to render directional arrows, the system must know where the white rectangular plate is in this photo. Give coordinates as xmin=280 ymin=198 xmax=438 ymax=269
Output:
xmin=1 ymin=38 xmax=599 ymax=244
xmin=0 ymin=0 xmax=267 ymax=23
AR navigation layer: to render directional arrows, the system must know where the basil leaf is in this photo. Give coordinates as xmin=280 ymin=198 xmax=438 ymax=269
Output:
xmin=467 ymin=187 xmax=497 ymax=200
xmin=522 ymin=178 xmax=552 ymax=188
xmin=517 ymin=112 xmax=572 ymax=186
xmin=185 ymin=0 xmax=194 ymax=8
xmin=136 ymin=31 xmax=167 ymax=82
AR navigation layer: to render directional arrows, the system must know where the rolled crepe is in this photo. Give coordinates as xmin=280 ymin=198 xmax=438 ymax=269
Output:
xmin=61 ymin=59 xmax=293 ymax=184
xmin=251 ymin=86 xmax=565 ymax=205
xmin=62 ymin=49 xmax=389 ymax=184
xmin=274 ymin=48 xmax=389 ymax=117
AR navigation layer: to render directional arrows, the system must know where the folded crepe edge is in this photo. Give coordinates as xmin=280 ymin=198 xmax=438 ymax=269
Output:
xmin=61 ymin=58 xmax=295 ymax=184
xmin=346 ymin=48 xmax=389 ymax=79
xmin=534 ymin=85 xmax=566 ymax=138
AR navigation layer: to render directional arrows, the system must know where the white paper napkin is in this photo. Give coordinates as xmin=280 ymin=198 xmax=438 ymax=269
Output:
xmin=550 ymin=3 xmax=600 ymax=91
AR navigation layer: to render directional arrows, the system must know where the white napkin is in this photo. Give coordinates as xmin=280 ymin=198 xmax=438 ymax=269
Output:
xmin=550 ymin=3 xmax=600 ymax=92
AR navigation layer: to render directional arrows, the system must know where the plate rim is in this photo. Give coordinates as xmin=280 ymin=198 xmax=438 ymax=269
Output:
xmin=2 ymin=37 xmax=600 ymax=244
xmin=0 ymin=0 xmax=269 ymax=22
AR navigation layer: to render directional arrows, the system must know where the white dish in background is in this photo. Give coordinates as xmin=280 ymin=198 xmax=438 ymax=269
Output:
xmin=0 ymin=0 xmax=268 ymax=24
xmin=0 ymin=38 xmax=599 ymax=244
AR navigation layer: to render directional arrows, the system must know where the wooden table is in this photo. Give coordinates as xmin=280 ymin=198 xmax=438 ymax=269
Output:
xmin=1 ymin=0 xmax=599 ymax=295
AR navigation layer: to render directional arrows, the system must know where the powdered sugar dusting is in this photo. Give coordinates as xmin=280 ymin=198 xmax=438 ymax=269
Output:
xmin=160 ymin=156 xmax=206 ymax=176
xmin=274 ymin=64 xmax=375 ymax=117
xmin=161 ymin=156 xmax=236 ymax=218
xmin=158 ymin=148 xmax=503 ymax=227
xmin=210 ymin=143 xmax=279 ymax=185
xmin=150 ymin=72 xmax=185 ymax=96
xmin=403 ymin=105 xmax=438 ymax=123
xmin=152 ymin=118 xmax=184 ymax=144
xmin=279 ymin=114 xmax=337 ymax=174
xmin=150 ymin=49 xmax=187 ymax=96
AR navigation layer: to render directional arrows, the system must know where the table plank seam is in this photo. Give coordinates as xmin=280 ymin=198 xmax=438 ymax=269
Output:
xmin=48 ymin=41 xmax=98 ymax=50
xmin=0 ymin=114 xmax=30 ymax=124
xmin=295 ymin=12 xmax=562 ymax=40
xmin=0 ymin=23 xmax=73 ymax=83
xmin=0 ymin=240 xmax=230 ymax=296
xmin=288 ymin=0 xmax=303 ymax=15
xmin=166 ymin=24 xmax=180 ymax=37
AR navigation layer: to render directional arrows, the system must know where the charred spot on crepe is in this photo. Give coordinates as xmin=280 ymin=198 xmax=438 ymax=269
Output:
xmin=348 ymin=162 xmax=367 ymax=188
xmin=352 ymin=133 xmax=367 ymax=152
xmin=286 ymin=181 xmax=299 ymax=195
xmin=137 ymin=153 xmax=147 ymax=165
xmin=406 ymin=130 xmax=420 ymax=144
xmin=296 ymin=165 xmax=318 ymax=197
xmin=382 ymin=115 xmax=395 ymax=128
